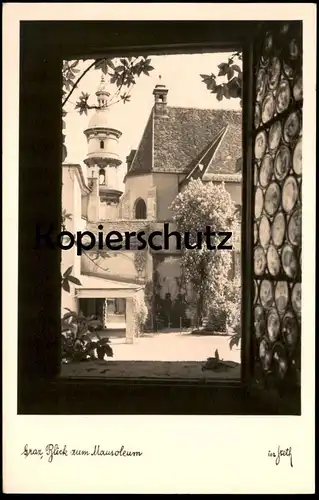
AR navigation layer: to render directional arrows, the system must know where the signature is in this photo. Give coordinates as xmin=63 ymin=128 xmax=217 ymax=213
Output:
xmin=268 ymin=446 xmax=293 ymax=467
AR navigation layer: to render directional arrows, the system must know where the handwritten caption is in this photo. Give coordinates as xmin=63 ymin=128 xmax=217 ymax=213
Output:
xmin=268 ymin=446 xmax=293 ymax=467
xmin=21 ymin=444 xmax=143 ymax=463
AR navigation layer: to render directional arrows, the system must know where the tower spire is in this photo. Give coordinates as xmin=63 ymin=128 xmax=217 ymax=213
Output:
xmin=96 ymin=72 xmax=110 ymax=108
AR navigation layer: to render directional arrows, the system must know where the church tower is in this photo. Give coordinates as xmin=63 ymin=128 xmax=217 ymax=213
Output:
xmin=84 ymin=74 xmax=123 ymax=220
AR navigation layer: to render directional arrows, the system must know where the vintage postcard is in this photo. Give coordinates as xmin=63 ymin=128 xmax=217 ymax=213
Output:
xmin=2 ymin=2 xmax=316 ymax=494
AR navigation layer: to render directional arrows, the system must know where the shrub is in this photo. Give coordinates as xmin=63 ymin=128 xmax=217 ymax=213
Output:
xmin=61 ymin=310 xmax=113 ymax=363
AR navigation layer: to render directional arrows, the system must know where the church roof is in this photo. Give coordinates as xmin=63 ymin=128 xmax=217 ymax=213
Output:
xmin=125 ymin=106 xmax=242 ymax=179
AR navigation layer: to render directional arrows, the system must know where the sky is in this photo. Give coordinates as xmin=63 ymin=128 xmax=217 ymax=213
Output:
xmin=63 ymin=52 xmax=241 ymax=185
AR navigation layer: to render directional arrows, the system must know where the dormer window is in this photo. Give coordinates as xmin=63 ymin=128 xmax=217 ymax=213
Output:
xmin=100 ymin=140 xmax=104 ymax=149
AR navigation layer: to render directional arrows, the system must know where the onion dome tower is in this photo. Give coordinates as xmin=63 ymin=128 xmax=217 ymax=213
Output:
xmin=83 ymin=74 xmax=123 ymax=205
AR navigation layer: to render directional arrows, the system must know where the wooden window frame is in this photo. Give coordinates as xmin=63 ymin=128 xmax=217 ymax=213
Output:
xmin=19 ymin=20 xmax=300 ymax=415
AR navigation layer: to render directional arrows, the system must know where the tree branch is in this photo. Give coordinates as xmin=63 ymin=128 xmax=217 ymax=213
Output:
xmin=83 ymin=250 xmax=109 ymax=274
xmin=62 ymin=58 xmax=104 ymax=108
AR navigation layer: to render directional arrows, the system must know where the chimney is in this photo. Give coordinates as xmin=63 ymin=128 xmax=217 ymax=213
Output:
xmin=126 ymin=149 xmax=137 ymax=173
xmin=152 ymin=76 xmax=168 ymax=117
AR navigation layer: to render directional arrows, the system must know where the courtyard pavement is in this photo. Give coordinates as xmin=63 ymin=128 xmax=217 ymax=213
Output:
xmin=105 ymin=329 xmax=241 ymax=364
xmin=62 ymin=329 xmax=241 ymax=380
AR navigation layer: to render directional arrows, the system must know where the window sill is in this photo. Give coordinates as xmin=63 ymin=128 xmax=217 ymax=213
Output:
xmin=59 ymin=359 xmax=241 ymax=382
xmin=19 ymin=369 xmax=299 ymax=415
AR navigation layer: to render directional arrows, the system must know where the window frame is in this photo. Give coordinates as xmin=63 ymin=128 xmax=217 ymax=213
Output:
xmin=19 ymin=20 xmax=300 ymax=415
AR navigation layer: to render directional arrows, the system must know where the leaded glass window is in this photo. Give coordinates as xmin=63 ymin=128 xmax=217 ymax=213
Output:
xmin=252 ymin=23 xmax=302 ymax=387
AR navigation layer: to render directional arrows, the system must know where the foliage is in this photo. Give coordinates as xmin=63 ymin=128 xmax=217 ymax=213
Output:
xmin=60 ymin=211 xmax=112 ymax=363
xmin=61 ymin=265 xmax=82 ymax=293
xmin=170 ymin=178 xmax=237 ymax=327
xmin=61 ymin=309 xmax=113 ymax=363
xmin=62 ymin=57 xmax=154 ymax=161
xmin=202 ymin=349 xmax=238 ymax=372
xmin=132 ymin=291 xmax=148 ymax=336
xmin=143 ymin=281 xmax=154 ymax=330
xmin=227 ymin=275 xmax=242 ymax=350
xmin=61 ymin=208 xmax=72 ymax=229
xmin=61 ymin=209 xmax=83 ymax=291
xmin=200 ymin=52 xmax=243 ymax=106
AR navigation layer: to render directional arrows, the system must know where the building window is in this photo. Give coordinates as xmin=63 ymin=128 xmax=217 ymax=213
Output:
xmin=134 ymin=198 xmax=147 ymax=219
xmin=99 ymin=168 xmax=105 ymax=185
xmin=100 ymin=140 xmax=104 ymax=149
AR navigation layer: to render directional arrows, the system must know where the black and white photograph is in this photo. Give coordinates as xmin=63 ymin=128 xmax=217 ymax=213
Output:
xmin=60 ymin=51 xmax=243 ymax=381
xmin=3 ymin=3 xmax=315 ymax=495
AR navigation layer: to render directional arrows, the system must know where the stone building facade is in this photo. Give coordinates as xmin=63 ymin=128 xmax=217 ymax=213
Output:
xmin=61 ymin=75 xmax=242 ymax=338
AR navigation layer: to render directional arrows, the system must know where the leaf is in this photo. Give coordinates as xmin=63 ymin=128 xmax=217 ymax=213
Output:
xmin=207 ymin=80 xmax=216 ymax=91
xmin=62 ymin=311 xmax=76 ymax=320
xmin=80 ymin=334 xmax=91 ymax=343
xmin=109 ymin=74 xmax=118 ymax=84
xmin=223 ymin=84 xmax=231 ymax=99
xmin=200 ymin=73 xmax=211 ymax=81
xmin=227 ymin=67 xmax=235 ymax=80
xmin=62 ymin=278 xmax=70 ymax=293
xmin=87 ymin=340 xmax=97 ymax=349
xmin=216 ymin=86 xmax=224 ymax=101
xmin=61 ymin=324 xmax=76 ymax=334
xmin=229 ymin=333 xmax=240 ymax=350
xmin=67 ymin=275 xmax=82 ymax=286
xmin=114 ymin=65 xmax=125 ymax=73
xmin=87 ymin=319 xmax=103 ymax=330
xmin=217 ymin=62 xmax=228 ymax=70
xmin=94 ymin=59 xmax=108 ymax=74
xmin=103 ymin=344 xmax=114 ymax=357
xmin=99 ymin=337 xmax=110 ymax=345
xmin=217 ymin=62 xmax=229 ymax=76
xmin=106 ymin=58 xmax=115 ymax=70
xmin=63 ymin=266 xmax=73 ymax=278
xmin=121 ymin=94 xmax=131 ymax=103
xmin=96 ymin=345 xmax=106 ymax=360
xmin=77 ymin=314 xmax=88 ymax=322
xmin=231 ymin=64 xmax=242 ymax=73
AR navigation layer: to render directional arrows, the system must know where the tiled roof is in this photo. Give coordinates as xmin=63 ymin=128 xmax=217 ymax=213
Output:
xmin=125 ymin=112 xmax=153 ymax=177
xmin=125 ymin=106 xmax=242 ymax=178
xmin=180 ymin=126 xmax=228 ymax=188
